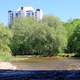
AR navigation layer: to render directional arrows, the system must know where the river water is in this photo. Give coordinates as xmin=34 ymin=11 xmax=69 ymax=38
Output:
xmin=11 ymin=57 xmax=80 ymax=70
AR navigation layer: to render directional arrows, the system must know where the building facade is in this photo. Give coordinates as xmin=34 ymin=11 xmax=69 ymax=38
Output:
xmin=8 ymin=6 xmax=43 ymax=26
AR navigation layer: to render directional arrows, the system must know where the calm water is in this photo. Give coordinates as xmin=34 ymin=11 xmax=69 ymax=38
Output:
xmin=11 ymin=57 xmax=80 ymax=70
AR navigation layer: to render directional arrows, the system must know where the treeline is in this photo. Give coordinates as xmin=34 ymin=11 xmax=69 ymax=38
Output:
xmin=1 ymin=16 xmax=80 ymax=56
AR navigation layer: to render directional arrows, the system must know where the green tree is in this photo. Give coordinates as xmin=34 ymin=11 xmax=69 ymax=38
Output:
xmin=64 ymin=19 xmax=80 ymax=38
xmin=67 ymin=25 xmax=80 ymax=54
xmin=42 ymin=16 xmax=67 ymax=53
xmin=0 ymin=23 xmax=12 ymax=56
xmin=10 ymin=16 xmax=67 ymax=56
xmin=64 ymin=19 xmax=80 ymax=53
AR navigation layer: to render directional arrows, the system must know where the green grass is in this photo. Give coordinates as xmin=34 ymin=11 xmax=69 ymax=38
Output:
xmin=0 ymin=52 xmax=13 ymax=61
xmin=0 ymin=55 xmax=12 ymax=61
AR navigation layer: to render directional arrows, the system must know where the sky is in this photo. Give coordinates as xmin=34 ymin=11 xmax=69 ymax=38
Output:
xmin=0 ymin=0 xmax=80 ymax=25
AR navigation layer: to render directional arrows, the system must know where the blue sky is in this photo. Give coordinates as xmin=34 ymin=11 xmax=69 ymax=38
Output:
xmin=0 ymin=0 xmax=80 ymax=25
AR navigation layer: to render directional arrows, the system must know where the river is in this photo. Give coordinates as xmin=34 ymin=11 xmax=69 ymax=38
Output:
xmin=11 ymin=57 xmax=80 ymax=70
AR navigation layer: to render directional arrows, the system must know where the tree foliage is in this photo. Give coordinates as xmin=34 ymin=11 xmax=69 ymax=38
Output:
xmin=64 ymin=19 xmax=80 ymax=54
xmin=1 ymin=16 xmax=80 ymax=57
xmin=64 ymin=19 xmax=80 ymax=38
xmin=10 ymin=16 xmax=67 ymax=56
xmin=0 ymin=23 xmax=12 ymax=56
xmin=67 ymin=25 xmax=80 ymax=53
xmin=43 ymin=16 xmax=67 ymax=53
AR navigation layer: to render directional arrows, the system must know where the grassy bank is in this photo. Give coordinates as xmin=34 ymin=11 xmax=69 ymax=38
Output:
xmin=0 ymin=55 xmax=12 ymax=61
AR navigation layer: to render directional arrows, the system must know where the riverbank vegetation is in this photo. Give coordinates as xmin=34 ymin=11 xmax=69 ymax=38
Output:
xmin=0 ymin=16 xmax=80 ymax=60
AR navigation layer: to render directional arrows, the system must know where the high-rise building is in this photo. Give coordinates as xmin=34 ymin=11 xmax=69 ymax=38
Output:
xmin=8 ymin=6 xmax=43 ymax=26
xmin=8 ymin=10 xmax=14 ymax=26
xmin=35 ymin=9 xmax=43 ymax=21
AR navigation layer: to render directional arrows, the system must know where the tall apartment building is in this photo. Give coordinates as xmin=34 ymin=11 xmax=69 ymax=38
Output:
xmin=8 ymin=6 xmax=43 ymax=26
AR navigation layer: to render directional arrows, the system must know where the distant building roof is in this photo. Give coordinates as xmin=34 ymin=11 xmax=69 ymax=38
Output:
xmin=17 ymin=7 xmax=35 ymax=12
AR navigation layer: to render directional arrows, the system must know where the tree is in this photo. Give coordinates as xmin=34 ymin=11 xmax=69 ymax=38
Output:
xmin=64 ymin=19 xmax=80 ymax=38
xmin=10 ymin=16 xmax=67 ymax=56
xmin=67 ymin=25 xmax=80 ymax=54
xmin=0 ymin=23 xmax=12 ymax=56
xmin=64 ymin=19 xmax=80 ymax=53
xmin=42 ymin=16 xmax=67 ymax=53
